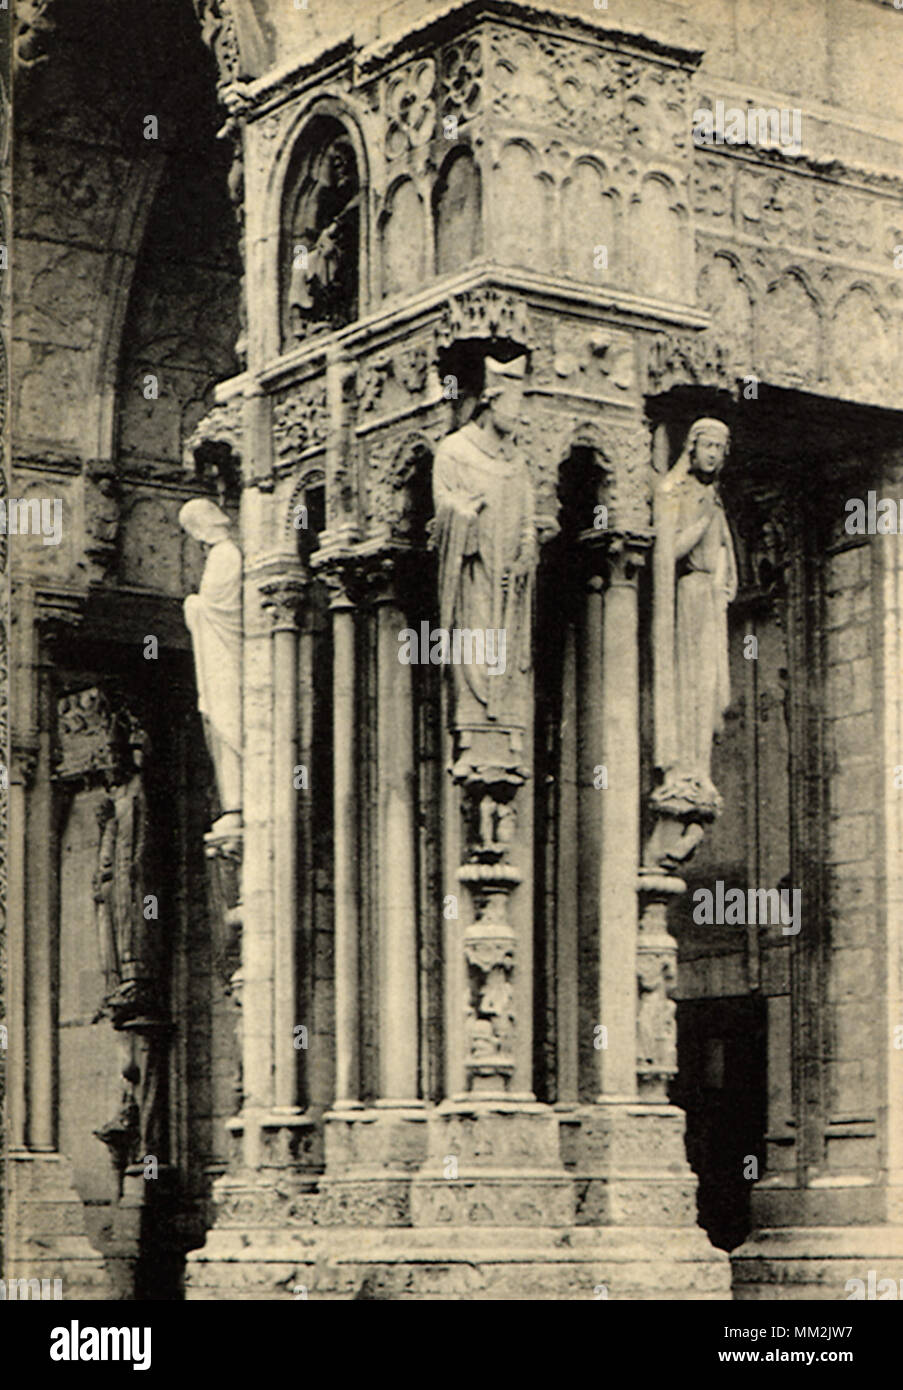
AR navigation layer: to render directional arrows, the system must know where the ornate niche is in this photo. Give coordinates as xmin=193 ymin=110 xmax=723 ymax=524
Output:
xmin=281 ymin=114 xmax=362 ymax=348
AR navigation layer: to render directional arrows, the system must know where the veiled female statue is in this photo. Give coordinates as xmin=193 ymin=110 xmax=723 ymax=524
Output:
xmin=652 ymin=418 xmax=737 ymax=806
xmin=179 ymin=498 xmax=242 ymax=831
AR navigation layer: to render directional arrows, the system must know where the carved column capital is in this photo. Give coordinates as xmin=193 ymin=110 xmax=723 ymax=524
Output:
xmin=33 ymin=588 xmax=87 ymax=643
xmin=259 ymin=572 xmax=308 ymax=632
xmin=576 ymin=529 xmax=651 ymax=587
xmin=605 ymin=531 xmax=652 ymax=586
xmin=313 ymin=549 xmax=373 ymax=610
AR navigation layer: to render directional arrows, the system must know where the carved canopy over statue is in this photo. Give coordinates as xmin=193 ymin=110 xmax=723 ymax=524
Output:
xmin=432 ymin=355 xmax=536 ymax=780
xmin=652 ymin=418 xmax=737 ymax=812
xmin=179 ymin=498 xmax=243 ymax=832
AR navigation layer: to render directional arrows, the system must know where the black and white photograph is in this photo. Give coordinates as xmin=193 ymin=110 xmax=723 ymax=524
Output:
xmin=3 ymin=0 xmax=903 ymax=1356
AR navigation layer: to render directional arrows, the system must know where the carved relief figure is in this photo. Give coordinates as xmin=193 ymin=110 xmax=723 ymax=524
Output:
xmin=179 ymin=498 xmax=242 ymax=831
xmin=636 ymin=955 xmax=677 ymax=1076
xmin=287 ymin=128 xmax=360 ymax=340
xmin=652 ymin=418 xmax=737 ymax=806
xmin=432 ymin=355 xmax=535 ymax=771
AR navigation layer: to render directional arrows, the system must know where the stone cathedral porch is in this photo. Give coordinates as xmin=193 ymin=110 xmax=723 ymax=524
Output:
xmin=7 ymin=0 xmax=903 ymax=1303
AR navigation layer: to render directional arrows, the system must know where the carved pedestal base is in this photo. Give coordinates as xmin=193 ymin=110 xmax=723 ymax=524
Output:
xmin=564 ymin=1102 xmax=701 ymax=1228
xmin=410 ymin=1101 xmax=574 ymax=1227
xmin=185 ymin=1099 xmax=731 ymax=1299
xmin=6 ymin=1151 xmax=112 ymax=1300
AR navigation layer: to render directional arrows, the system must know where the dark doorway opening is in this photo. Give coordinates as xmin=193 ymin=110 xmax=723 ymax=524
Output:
xmin=672 ymin=996 xmax=767 ymax=1252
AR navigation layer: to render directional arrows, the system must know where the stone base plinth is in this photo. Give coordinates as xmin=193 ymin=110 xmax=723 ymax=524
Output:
xmin=410 ymin=1100 xmax=574 ymax=1227
xmin=565 ymin=1102 xmax=699 ymax=1226
xmin=6 ymin=1151 xmax=111 ymax=1300
xmin=185 ymin=1100 xmax=730 ymax=1298
xmin=732 ymin=1225 xmax=903 ymax=1300
xmin=324 ymin=1104 xmax=428 ymax=1174
xmin=185 ymin=1222 xmax=729 ymax=1300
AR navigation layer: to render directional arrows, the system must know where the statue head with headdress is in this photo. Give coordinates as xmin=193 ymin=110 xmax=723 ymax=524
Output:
xmin=178 ymin=498 xmax=233 ymax=547
xmin=473 ymin=354 xmax=527 ymax=437
xmin=686 ymin=417 xmax=730 ymax=479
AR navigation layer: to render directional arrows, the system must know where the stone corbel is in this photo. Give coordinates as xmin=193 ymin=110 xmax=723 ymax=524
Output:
xmin=643 ymin=328 xmax=739 ymax=400
xmin=434 ymin=285 xmax=533 ymax=357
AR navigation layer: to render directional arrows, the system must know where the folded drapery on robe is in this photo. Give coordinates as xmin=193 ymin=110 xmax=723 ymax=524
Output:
xmin=653 ymin=458 xmax=737 ymax=782
xmin=183 ymin=537 xmax=242 ymax=760
xmin=433 ymin=420 xmax=534 ymax=726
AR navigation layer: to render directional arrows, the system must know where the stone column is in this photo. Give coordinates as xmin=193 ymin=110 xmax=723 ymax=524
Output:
xmin=316 ymin=558 xmax=429 ymax=1207
xmin=372 ymin=562 xmax=420 ymax=1105
xmin=260 ymin=573 xmax=307 ymax=1115
xmin=7 ymin=744 xmax=36 ymax=1150
xmin=233 ymin=527 xmax=273 ymax=1169
xmin=326 ymin=565 xmax=362 ymax=1112
xmin=258 ymin=570 xmax=318 ymax=1169
xmin=568 ymin=513 xmax=728 ymax=1294
xmin=576 ymin=570 xmax=604 ymax=1094
xmin=27 ymin=703 xmax=57 ymax=1151
xmin=596 ymin=539 xmax=645 ymax=1099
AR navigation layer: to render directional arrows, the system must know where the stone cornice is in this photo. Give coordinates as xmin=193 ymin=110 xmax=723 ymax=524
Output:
xmin=251 ymin=267 xmax=710 ymax=396
xmin=693 ymin=136 xmax=903 ymax=202
xmin=240 ymin=0 xmax=703 ymax=116
xmin=356 ymin=0 xmax=705 ymax=78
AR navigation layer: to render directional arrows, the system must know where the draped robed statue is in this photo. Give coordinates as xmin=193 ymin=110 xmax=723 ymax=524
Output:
xmin=432 ymin=355 xmax=536 ymax=780
xmin=652 ymin=418 xmax=737 ymax=809
xmin=179 ymin=499 xmax=243 ymax=833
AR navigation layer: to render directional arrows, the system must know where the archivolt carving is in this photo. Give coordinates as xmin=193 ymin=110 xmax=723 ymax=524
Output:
xmin=380 ymin=177 xmax=427 ymax=298
xmin=494 ymin=141 xmax=552 ymax=269
xmin=529 ymin=411 xmax=650 ymax=533
xmin=631 ymin=173 xmax=688 ymax=300
xmin=560 ymin=158 xmax=619 ymax=281
xmin=697 ymin=251 xmax=755 ymax=377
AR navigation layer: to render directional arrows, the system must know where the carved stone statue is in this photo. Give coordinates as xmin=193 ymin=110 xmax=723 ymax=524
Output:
xmin=92 ymin=718 xmax=157 ymax=1025
xmin=432 ymin=355 xmax=535 ymax=778
xmin=652 ymin=418 xmax=737 ymax=809
xmin=288 ymin=133 xmax=360 ymax=339
xmin=179 ymin=499 xmax=242 ymax=833
xmin=636 ymin=955 xmax=677 ymax=1078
